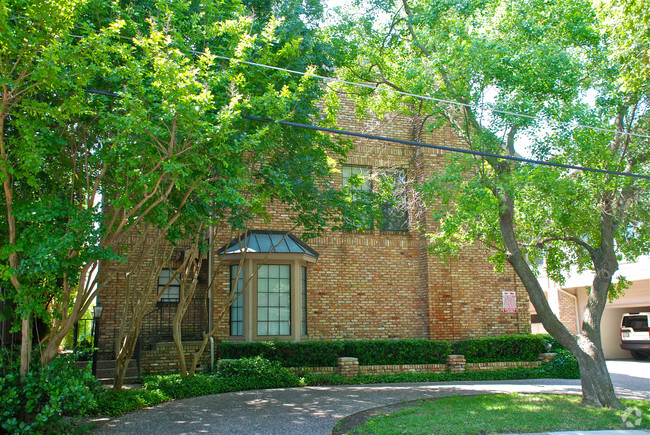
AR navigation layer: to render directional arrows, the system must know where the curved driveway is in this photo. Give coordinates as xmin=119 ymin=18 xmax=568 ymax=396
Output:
xmin=93 ymin=361 xmax=649 ymax=435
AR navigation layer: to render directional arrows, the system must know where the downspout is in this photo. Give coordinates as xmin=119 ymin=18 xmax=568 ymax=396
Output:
xmin=208 ymin=226 xmax=215 ymax=371
xmin=209 ymin=336 xmax=215 ymax=372
xmin=559 ymin=288 xmax=581 ymax=334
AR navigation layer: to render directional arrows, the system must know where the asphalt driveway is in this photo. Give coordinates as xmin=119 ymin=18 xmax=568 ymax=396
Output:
xmin=92 ymin=361 xmax=649 ymax=435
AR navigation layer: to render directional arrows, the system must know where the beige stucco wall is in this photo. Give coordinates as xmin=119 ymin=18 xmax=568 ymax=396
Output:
xmin=569 ymin=277 xmax=650 ymax=359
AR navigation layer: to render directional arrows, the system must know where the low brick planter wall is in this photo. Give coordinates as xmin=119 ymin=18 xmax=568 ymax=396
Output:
xmin=141 ymin=341 xmax=211 ymax=375
xmin=466 ymin=361 xmax=542 ymax=371
xmin=360 ymin=363 xmax=446 ymax=375
xmin=288 ymin=355 xmax=546 ymax=378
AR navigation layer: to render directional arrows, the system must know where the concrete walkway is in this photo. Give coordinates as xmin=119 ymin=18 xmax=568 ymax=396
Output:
xmin=92 ymin=361 xmax=649 ymax=434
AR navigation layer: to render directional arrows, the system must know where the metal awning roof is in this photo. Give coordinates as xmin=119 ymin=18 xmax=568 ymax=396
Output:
xmin=218 ymin=230 xmax=319 ymax=258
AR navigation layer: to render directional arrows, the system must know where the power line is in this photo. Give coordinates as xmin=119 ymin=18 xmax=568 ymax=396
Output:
xmin=83 ymin=89 xmax=649 ymax=179
xmin=243 ymin=115 xmax=650 ymax=180
xmin=75 ymin=31 xmax=650 ymax=140
xmin=212 ymin=54 xmax=650 ymax=141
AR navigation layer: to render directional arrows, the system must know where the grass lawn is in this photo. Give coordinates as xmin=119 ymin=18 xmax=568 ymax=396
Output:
xmin=342 ymin=394 xmax=650 ymax=435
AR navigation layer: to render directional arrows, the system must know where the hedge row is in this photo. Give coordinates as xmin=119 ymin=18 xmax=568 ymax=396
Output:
xmin=452 ymin=334 xmax=547 ymax=363
xmin=218 ymin=334 xmax=553 ymax=366
xmin=96 ymin=352 xmax=580 ymax=417
xmin=218 ymin=339 xmax=451 ymax=366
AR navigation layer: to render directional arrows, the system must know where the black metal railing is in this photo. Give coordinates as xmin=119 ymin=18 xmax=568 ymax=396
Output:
xmin=139 ymin=301 xmax=207 ymax=351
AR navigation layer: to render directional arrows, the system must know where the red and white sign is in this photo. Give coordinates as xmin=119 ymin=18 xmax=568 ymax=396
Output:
xmin=502 ymin=291 xmax=517 ymax=313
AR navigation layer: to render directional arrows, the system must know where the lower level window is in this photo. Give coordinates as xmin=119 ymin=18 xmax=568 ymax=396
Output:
xmin=158 ymin=269 xmax=180 ymax=303
xmin=227 ymin=261 xmax=309 ymax=340
xmin=230 ymin=265 xmax=243 ymax=336
xmin=257 ymin=265 xmax=291 ymax=336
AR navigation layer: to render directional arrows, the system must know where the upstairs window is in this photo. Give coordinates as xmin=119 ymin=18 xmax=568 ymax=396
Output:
xmin=158 ymin=268 xmax=180 ymax=303
xmin=342 ymin=165 xmax=374 ymax=230
xmin=379 ymin=170 xmax=408 ymax=232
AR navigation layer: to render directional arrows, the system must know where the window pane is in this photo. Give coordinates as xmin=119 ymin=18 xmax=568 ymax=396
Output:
xmin=301 ymin=266 xmax=307 ymax=336
xmin=158 ymin=268 xmax=180 ymax=303
xmin=258 ymin=279 xmax=268 ymax=292
xmin=258 ymin=293 xmax=268 ymax=306
xmin=257 ymin=265 xmax=290 ymax=336
xmin=342 ymin=165 xmax=374 ymax=230
xmin=258 ymin=308 xmax=268 ymax=321
xmin=230 ymin=265 xmax=243 ymax=336
xmin=258 ymin=265 xmax=268 ymax=278
xmin=380 ymin=170 xmax=408 ymax=231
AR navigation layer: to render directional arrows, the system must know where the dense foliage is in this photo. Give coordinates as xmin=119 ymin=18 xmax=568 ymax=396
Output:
xmin=140 ymin=356 xmax=300 ymax=402
xmin=91 ymin=353 xmax=579 ymax=418
xmin=453 ymin=334 xmax=547 ymax=363
xmin=327 ymin=0 xmax=649 ymax=407
xmin=0 ymin=0 xmax=349 ymax=391
xmin=219 ymin=339 xmax=451 ymax=366
xmin=219 ymin=335 xmax=553 ymax=366
xmin=0 ymin=351 xmax=101 ymax=434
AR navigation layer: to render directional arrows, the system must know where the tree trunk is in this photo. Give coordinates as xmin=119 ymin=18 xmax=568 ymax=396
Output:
xmin=497 ymin=192 xmax=622 ymax=408
xmin=20 ymin=317 xmax=32 ymax=379
xmin=172 ymin=315 xmax=187 ymax=377
xmin=573 ymin=334 xmax=620 ymax=407
xmin=113 ymin=331 xmax=138 ymax=390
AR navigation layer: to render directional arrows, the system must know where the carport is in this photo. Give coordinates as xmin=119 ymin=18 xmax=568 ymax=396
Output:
xmin=559 ymin=257 xmax=650 ymax=359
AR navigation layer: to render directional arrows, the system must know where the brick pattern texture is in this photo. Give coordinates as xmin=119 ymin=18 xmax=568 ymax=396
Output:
xmin=97 ymin=95 xmax=531 ymax=372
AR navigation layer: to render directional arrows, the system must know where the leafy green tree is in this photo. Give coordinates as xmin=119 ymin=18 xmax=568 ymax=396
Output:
xmin=328 ymin=0 xmax=649 ymax=407
xmin=0 ymin=0 xmax=100 ymax=379
xmin=1 ymin=0 xmax=349 ymax=389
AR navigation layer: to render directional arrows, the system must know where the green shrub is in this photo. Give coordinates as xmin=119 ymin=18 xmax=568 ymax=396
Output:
xmin=218 ymin=341 xmax=344 ymax=367
xmin=142 ymin=373 xmax=219 ymax=400
xmin=0 ymin=351 xmax=101 ymax=434
xmin=94 ymin=388 xmax=170 ymax=417
xmin=216 ymin=356 xmax=300 ymax=388
xmin=142 ymin=357 xmax=302 ymax=401
xmin=219 ymin=339 xmax=451 ymax=367
xmin=538 ymin=334 xmax=568 ymax=352
xmin=342 ymin=339 xmax=451 ymax=365
xmin=302 ymin=360 xmax=579 ymax=387
xmin=539 ymin=349 xmax=580 ymax=378
xmin=452 ymin=334 xmax=546 ymax=362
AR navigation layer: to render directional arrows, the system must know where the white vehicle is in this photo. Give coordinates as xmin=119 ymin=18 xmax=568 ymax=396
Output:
xmin=620 ymin=312 xmax=650 ymax=361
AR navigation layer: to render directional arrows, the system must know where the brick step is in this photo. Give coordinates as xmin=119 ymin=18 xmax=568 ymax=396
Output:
xmin=94 ymin=359 xmax=140 ymax=385
xmin=97 ymin=376 xmax=140 ymax=386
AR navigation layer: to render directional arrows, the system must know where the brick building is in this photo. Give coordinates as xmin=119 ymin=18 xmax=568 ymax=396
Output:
xmin=96 ymin=97 xmax=531 ymax=374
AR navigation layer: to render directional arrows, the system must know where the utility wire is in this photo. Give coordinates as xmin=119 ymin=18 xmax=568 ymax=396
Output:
xmin=243 ymin=115 xmax=650 ymax=180
xmin=75 ymin=31 xmax=650 ymax=140
xmin=83 ymin=88 xmax=650 ymax=180
xmin=212 ymin=54 xmax=650 ymax=141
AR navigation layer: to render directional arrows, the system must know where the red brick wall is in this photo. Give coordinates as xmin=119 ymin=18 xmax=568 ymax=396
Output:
xmin=558 ymin=290 xmax=579 ymax=334
xmin=97 ymin=94 xmax=530 ymax=371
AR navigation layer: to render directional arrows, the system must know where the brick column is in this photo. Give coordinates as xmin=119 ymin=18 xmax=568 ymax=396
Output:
xmin=338 ymin=357 xmax=359 ymax=378
xmin=446 ymin=354 xmax=466 ymax=373
xmin=538 ymin=353 xmax=557 ymax=363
